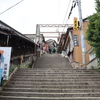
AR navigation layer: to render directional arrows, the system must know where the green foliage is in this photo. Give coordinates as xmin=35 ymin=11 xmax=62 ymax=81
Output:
xmin=97 ymin=60 xmax=100 ymax=66
xmin=9 ymin=65 xmax=19 ymax=76
xmin=95 ymin=0 xmax=100 ymax=13
xmin=86 ymin=0 xmax=100 ymax=59
xmin=28 ymin=56 xmax=34 ymax=68
xmin=22 ymin=56 xmax=34 ymax=68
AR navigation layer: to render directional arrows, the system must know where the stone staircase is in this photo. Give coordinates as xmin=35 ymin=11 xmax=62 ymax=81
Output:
xmin=0 ymin=54 xmax=100 ymax=100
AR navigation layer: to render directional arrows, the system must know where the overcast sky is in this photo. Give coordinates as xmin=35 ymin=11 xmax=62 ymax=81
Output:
xmin=0 ymin=0 xmax=96 ymax=40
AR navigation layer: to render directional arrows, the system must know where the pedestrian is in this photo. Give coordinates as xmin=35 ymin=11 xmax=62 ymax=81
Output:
xmin=49 ymin=47 xmax=52 ymax=54
xmin=53 ymin=48 xmax=56 ymax=53
xmin=43 ymin=46 xmax=46 ymax=54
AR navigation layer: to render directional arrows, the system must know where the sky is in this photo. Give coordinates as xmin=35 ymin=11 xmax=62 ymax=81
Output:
xmin=0 ymin=0 xmax=96 ymax=41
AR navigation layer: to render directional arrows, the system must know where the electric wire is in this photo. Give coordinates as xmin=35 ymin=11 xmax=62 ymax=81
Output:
xmin=57 ymin=0 xmax=72 ymax=34
xmin=62 ymin=0 xmax=77 ymax=32
xmin=56 ymin=0 xmax=61 ymax=33
xmin=62 ymin=0 xmax=72 ymax=24
xmin=57 ymin=0 xmax=60 ymax=21
xmin=0 ymin=0 xmax=24 ymax=15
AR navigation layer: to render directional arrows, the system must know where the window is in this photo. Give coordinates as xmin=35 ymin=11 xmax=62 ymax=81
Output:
xmin=74 ymin=35 xmax=78 ymax=46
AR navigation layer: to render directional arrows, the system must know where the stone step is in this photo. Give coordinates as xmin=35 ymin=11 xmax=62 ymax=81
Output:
xmin=10 ymin=78 xmax=100 ymax=82
xmin=8 ymin=81 xmax=99 ymax=85
xmin=8 ymin=80 xmax=100 ymax=85
xmin=3 ymin=85 xmax=100 ymax=88
xmin=13 ymin=73 xmax=100 ymax=75
xmin=0 ymin=96 xmax=100 ymax=100
xmin=19 ymin=68 xmax=75 ymax=69
xmin=16 ymin=69 xmax=100 ymax=71
xmin=35 ymin=65 xmax=70 ymax=67
xmin=18 ymin=67 xmax=93 ymax=68
xmin=10 ymin=78 xmax=100 ymax=81
xmin=13 ymin=74 xmax=100 ymax=77
xmin=3 ymin=88 xmax=100 ymax=93
xmin=16 ymin=69 xmax=100 ymax=72
xmin=34 ymin=66 xmax=71 ymax=68
xmin=15 ymin=72 xmax=99 ymax=74
xmin=1 ymin=91 xmax=100 ymax=97
xmin=18 ymin=68 xmax=98 ymax=71
xmin=15 ymin=72 xmax=100 ymax=75
xmin=12 ymin=76 xmax=100 ymax=79
xmin=14 ymin=74 xmax=100 ymax=77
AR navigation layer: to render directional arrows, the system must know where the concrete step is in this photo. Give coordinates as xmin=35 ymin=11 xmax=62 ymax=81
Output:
xmin=16 ymin=69 xmax=100 ymax=73
xmin=12 ymin=73 xmax=100 ymax=76
xmin=11 ymin=76 xmax=100 ymax=79
xmin=3 ymin=85 xmax=100 ymax=89
xmin=15 ymin=72 xmax=100 ymax=75
xmin=1 ymin=91 xmax=100 ymax=97
xmin=0 ymin=96 xmax=100 ymax=100
xmin=8 ymin=81 xmax=99 ymax=85
xmin=10 ymin=78 xmax=100 ymax=81
xmin=34 ymin=66 xmax=71 ymax=68
xmin=34 ymin=66 xmax=71 ymax=67
xmin=13 ymin=73 xmax=100 ymax=76
xmin=17 ymin=68 xmax=100 ymax=71
xmin=3 ymin=88 xmax=100 ymax=93
xmin=18 ymin=68 xmax=99 ymax=71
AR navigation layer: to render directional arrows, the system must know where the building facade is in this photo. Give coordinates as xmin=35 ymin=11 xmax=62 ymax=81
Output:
xmin=58 ymin=18 xmax=97 ymax=68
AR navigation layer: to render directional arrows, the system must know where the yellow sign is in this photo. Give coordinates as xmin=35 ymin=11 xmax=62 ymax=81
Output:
xmin=73 ymin=17 xmax=78 ymax=30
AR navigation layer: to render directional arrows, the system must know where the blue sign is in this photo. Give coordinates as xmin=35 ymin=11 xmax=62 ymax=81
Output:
xmin=0 ymin=68 xmax=3 ymax=85
xmin=81 ymin=35 xmax=86 ymax=52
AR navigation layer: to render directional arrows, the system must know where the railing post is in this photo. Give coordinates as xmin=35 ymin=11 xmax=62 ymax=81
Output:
xmin=20 ymin=55 xmax=23 ymax=68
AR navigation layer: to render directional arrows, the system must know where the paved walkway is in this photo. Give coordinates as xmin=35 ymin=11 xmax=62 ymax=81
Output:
xmin=35 ymin=53 xmax=72 ymax=69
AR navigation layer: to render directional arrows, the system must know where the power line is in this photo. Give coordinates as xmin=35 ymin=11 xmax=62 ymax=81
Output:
xmin=62 ymin=0 xmax=72 ymax=24
xmin=57 ymin=0 xmax=72 ymax=33
xmin=68 ymin=0 xmax=76 ymax=19
xmin=62 ymin=0 xmax=77 ymax=32
xmin=0 ymin=0 xmax=24 ymax=15
xmin=62 ymin=19 xmax=69 ymax=32
xmin=57 ymin=0 xmax=61 ymax=20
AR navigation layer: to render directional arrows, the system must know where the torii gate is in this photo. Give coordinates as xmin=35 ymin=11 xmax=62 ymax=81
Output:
xmin=36 ymin=24 xmax=73 ymax=43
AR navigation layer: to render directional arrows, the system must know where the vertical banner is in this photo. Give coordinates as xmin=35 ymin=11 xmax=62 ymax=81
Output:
xmin=73 ymin=17 xmax=78 ymax=30
xmin=81 ymin=35 xmax=86 ymax=52
xmin=0 ymin=47 xmax=11 ymax=80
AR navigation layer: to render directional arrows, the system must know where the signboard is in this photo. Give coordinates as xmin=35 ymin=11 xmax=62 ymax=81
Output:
xmin=73 ymin=17 xmax=78 ymax=30
xmin=0 ymin=47 xmax=11 ymax=80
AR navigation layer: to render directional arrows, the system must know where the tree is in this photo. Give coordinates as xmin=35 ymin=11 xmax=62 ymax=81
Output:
xmin=86 ymin=0 xmax=100 ymax=59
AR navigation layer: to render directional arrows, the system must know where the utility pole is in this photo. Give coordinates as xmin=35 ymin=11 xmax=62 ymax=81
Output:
xmin=77 ymin=0 xmax=86 ymax=66
xmin=35 ymin=24 xmax=41 ymax=57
